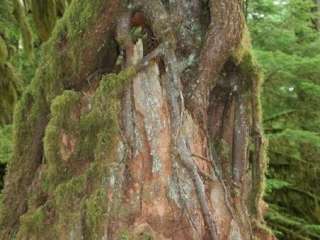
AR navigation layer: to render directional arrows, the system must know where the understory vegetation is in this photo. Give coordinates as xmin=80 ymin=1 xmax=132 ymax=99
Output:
xmin=0 ymin=0 xmax=319 ymax=239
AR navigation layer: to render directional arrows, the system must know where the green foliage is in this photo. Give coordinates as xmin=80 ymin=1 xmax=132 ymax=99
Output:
xmin=0 ymin=0 xmax=17 ymax=41
xmin=266 ymin=205 xmax=320 ymax=239
xmin=266 ymin=178 xmax=290 ymax=194
xmin=249 ymin=0 xmax=320 ymax=239
xmin=12 ymin=0 xmax=33 ymax=57
xmin=0 ymin=125 xmax=12 ymax=190
xmin=249 ymin=0 xmax=320 ymax=56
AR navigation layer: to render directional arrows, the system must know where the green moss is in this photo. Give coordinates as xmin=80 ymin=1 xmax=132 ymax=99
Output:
xmin=0 ymin=1 xmax=129 ymax=237
xmin=49 ymin=90 xmax=80 ymax=123
xmin=44 ymin=0 xmax=108 ymax=75
xmin=239 ymin=53 xmax=263 ymax=84
xmin=117 ymin=229 xmax=154 ymax=240
xmin=0 ymin=36 xmax=8 ymax=64
xmin=85 ymin=161 xmax=111 ymax=193
xmin=0 ymin=63 xmax=21 ymax=124
xmin=17 ymin=175 xmax=86 ymax=239
xmin=119 ymin=231 xmax=131 ymax=240
xmin=232 ymin=28 xmax=264 ymax=91
xmin=53 ymin=175 xmax=86 ymax=213
xmin=250 ymin=136 xmax=268 ymax=213
xmin=0 ymin=124 xmax=13 ymax=166
xmin=31 ymin=0 xmax=122 ymax=104
xmin=56 ymin=0 xmax=67 ymax=16
xmin=139 ymin=233 xmax=153 ymax=240
xmin=130 ymin=27 xmax=148 ymax=43
xmin=17 ymin=206 xmax=46 ymax=237
xmin=101 ymin=67 xmax=136 ymax=91
xmin=30 ymin=0 xmax=103 ymax=101
xmin=31 ymin=0 xmax=57 ymax=42
xmin=231 ymin=31 xmax=268 ymax=219
xmin=0 ymin=193 xmax=3 ymax=218
xmin=64 ymin=0 xmax=105 ymax=40
xmin=83 ymin=187 xmax=108 ymax=239
xmin=43 ymin=90 xmax=80 ymax=189
xmin=232 ymin=26 xmax=252 ymax=65
xmin=38 ymin=67 xmax=135 ymax=236
xmin=41 ymin=173 xmax=86 ymax=233
xmin=239 ymin=54 xmax=266 ymax=218
xmin=10 ymin=81 xmax=45 ymax=155
xmin=79 ymin=67 xmax=136 ymax=162
xmin=42 ymin=67 xmax=135 ymax=193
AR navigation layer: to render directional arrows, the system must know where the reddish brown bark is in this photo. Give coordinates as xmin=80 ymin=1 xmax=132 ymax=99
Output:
xmin=0 ymin=0 xmax=274 ymax=239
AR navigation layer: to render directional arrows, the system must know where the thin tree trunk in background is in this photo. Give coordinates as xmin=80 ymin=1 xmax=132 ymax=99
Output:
xmin=0 ymin=0 xmax=274 ymax=239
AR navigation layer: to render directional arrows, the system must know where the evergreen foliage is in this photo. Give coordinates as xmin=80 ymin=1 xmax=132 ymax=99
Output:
xmin=249 ymin=0 xmax=320 ymax=239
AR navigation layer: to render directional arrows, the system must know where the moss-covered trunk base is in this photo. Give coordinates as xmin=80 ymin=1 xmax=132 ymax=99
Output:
xmin=0 ymin=1 xmax=274 ymax=239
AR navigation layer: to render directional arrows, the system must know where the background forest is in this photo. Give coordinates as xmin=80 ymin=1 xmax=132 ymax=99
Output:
xmin=0 ymin=0 xmax=319 ymax=239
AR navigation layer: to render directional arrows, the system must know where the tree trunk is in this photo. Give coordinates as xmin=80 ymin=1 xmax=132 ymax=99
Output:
xmin=0 ymin=1 xmax=274 ymax=239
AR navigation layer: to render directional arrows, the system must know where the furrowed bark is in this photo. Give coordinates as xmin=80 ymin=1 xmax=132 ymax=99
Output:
xmin=187 ymin=0 xmax=245 ymax=126
xmin=0 ymin=0 xmax=274 ymax=239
